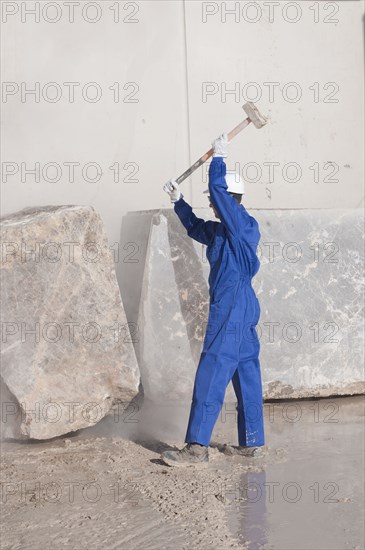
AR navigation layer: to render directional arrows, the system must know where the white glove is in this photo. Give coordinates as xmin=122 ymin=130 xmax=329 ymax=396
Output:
xmin=163 ymin=179 xmax=182 ymax=203
xmin=212 ymin=133 xmax=228 ymax=158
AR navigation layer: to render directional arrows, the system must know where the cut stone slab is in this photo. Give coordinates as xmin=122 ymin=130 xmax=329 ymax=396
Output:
xmin=0 ymin=205 xmax=140 ymax=439
xmin=134 ymin=208 xmax=364 ymax=402
xmin=137 ymin=213 xmax=209 ymax=401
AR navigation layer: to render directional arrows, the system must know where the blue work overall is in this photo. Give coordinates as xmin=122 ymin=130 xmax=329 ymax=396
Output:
xmin=174 ymin=157 xmax=265 ymax=447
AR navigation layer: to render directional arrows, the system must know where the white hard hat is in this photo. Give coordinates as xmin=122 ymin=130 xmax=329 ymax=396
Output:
xmin=204 ymin=170 xmax=245 ymax=195
xmin=225 ymin=171 xmax=245 ymax=194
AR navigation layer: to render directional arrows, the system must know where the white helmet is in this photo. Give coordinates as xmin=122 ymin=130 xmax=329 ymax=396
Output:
xmin=226 ymin=171 xmax=245 ymax=194
xmin=204 ymin=170 xmax=245 ymax=195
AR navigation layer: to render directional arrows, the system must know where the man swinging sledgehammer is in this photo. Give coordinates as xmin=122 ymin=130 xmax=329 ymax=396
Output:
xmin=161 ymin=131 xmax=265 ymax=466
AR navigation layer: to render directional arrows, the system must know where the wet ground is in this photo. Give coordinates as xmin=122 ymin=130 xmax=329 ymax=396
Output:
xmin=1 ymin=395 xmax=364 ymax=549
xmin=222 ymin=396 xmax=364 ymax=549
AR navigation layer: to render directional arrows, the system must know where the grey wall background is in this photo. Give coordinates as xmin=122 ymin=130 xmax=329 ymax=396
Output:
xmin=1 ymin=1 xmax=364 ymax=247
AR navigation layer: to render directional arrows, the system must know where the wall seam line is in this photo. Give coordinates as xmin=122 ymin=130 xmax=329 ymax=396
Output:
xmin=182 ymin=0 xmax=193 ymax=204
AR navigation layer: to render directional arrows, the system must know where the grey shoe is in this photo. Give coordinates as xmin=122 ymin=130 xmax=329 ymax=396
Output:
xmin=161 ymin=443 xmax=209 ymax=467
xmin=222 ymin=444 xmax=264 ymax=457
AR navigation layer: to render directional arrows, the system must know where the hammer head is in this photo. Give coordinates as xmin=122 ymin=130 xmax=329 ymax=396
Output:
xmin=243 ymin=102 xmax=267 ymax=129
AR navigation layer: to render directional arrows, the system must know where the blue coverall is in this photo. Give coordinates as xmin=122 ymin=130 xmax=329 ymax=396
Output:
xmin=174 ymin=156 xmax=265 ymax=447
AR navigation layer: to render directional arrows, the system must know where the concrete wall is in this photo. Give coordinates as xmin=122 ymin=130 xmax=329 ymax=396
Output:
xmin=2 ymin=1 xmax=364 ymax=247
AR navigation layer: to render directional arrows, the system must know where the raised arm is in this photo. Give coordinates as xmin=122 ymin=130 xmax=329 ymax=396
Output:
xmin=163 ymin=179 xmax=217 ymax=245
xmin=208 ymin=157 xmax=243 ymax=236
xmin=174 ymin=196 xmax=217 ymax=245
xmin=209 ymin=137 xmax=255 ymax=239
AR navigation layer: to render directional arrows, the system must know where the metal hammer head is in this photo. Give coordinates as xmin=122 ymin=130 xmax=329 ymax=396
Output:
xmin=243 ymin=102 xmax=267 ymax=129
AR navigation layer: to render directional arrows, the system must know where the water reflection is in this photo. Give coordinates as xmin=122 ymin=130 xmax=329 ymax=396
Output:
xmin=227 ymin=470 xmax=268 ymax=549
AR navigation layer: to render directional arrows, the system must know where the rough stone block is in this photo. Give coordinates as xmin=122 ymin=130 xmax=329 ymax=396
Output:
xmin=1 ymin=205 xmax=140 ymax=439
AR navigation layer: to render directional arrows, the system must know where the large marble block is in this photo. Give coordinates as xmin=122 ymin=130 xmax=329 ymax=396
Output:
xmin=1 ymin=205 xmax=140 ymax=439
xmin=137 ymin=212 xmax=209 ymax=401
xmin=135 ymin=208 xmax=364 ymax=402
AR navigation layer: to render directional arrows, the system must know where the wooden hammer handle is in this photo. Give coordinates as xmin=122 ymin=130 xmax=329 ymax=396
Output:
xmin=175 ymin=117 xmax=251 ymax=185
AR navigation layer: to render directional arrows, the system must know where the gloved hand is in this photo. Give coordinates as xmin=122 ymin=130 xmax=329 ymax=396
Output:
xmin=163 ymin=179 xmax=182 ymax=203
xmin=212 ymin=133 xmax=228 ymax=158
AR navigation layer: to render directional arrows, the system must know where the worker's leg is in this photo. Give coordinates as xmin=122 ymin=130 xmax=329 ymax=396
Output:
xmin=185 ymin=305 xmax=240 ymax=446
xmin=184 ymin=354 xmax=237 ymax=446
xmin=232 ymin=324 xmax=265 ymax=447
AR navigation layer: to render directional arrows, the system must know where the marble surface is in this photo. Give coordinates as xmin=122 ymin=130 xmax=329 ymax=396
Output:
xmin=135 ymin=208 xmax=364 ymax=402
xmin=1 ymin=205 xmax=140 ymax=439
xmin=137 ymin=212 xmax=210 ymax=401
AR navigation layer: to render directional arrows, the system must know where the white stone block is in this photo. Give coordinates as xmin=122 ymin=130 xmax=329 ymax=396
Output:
xmin=1 ymin=205 xmax=140 ymax=439
xmin=135 ymin=208 xmax=364 ymax=402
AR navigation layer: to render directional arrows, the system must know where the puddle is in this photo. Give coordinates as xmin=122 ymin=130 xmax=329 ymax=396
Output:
xmin=225 ymin=396 xmax=364 ymax=549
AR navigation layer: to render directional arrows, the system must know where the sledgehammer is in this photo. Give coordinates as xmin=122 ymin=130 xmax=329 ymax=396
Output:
xmin=175 ymin=102 xmax=267 ymax=185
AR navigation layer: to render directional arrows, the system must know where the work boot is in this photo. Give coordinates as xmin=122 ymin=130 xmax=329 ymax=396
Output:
xmin=161 ymin=443 xmax=209 ymax=467
xmin=222 ymin=444 xmax=264 ymax=458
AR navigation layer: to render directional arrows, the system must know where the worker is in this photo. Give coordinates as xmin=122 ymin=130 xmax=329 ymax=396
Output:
xmin=161 ymin=133 xmax=265 ymax=466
